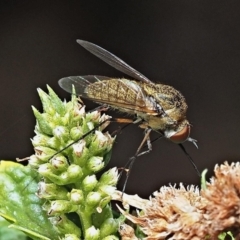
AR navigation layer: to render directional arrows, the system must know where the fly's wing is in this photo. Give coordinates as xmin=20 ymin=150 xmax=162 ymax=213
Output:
xmin=77 ymin=40 xmax=152 ymax=84
xmin=59 ymin=75 xmax=111 ymax=98
xmin=59 ymin=76 xmax=159 ymax=115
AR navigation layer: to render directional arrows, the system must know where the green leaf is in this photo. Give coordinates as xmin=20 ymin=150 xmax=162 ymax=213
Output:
xmin=0 ymin=216 xmax=27 ymax=240
xmin=0 ymin=161 xmax=61 ymax=240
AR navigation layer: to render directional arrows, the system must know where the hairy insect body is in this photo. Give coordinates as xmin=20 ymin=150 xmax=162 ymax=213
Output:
xmin=85 ymin=78 xmax=188 ymax=135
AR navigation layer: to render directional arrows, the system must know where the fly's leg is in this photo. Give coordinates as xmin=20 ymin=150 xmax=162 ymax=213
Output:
xmin=110 ymin=117 xmax=143 ymax=136
xmin=121 ymin=128 xmax=152 ymax=194
xmin=87 ymin=104 xmax=109 ymax=113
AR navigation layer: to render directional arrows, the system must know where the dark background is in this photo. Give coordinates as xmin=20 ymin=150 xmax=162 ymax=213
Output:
xmin=1 ymin=1 xmax=240 ymax=197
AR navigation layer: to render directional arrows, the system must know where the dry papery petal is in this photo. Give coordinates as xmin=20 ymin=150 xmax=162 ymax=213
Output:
xmin=117 ymin=184 xmax=209 ymax=240
xmin=202 ymin=161 xmax=240 ymax=239
xmin=119 ymin=224 xmax=138 ymax=240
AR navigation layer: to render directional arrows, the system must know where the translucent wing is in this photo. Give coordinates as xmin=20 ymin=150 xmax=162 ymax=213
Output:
xmin=77 ymin=39 xmax=152 ymax=84
xmin=59 ymin=75 xmax=159 ymax=115
xmin=59 ymin=75 xmax=111 ymax=98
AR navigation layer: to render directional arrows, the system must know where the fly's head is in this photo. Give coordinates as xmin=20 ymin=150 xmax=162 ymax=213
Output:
xmin=164 ymin=119 xmax=197 ymax=147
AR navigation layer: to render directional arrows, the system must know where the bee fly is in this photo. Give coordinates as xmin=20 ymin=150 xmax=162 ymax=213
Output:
xmin=59 ymin=40 xmax=200 ymax=186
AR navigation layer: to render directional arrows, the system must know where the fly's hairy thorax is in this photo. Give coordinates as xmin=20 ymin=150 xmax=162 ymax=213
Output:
xmin=85 ymin=78 xmax=188 ymax=131
xmin=139 ymin=82 xmax=188 ymax=131
xmin=142 ymin=83 xmax=188 ymax=121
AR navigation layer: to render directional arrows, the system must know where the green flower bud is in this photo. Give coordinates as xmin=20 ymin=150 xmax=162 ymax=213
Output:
xmin=53 ymin=126 xmax=69 ymax=142
xmin=32 ymin=106 xmax=52 ymax=135
xmin=86 ymin=110 xmax=101 ymax=123
xmin=38 ymin=161 xmax=67 ymax=176
xmin=72 ymin=140 xmax=86 ymax=157
xmin=31 ymin=134 xmax=51 ymax=147
xmin=103 ymin=132 xmax=115 ymax=152
xmin=38 ymin=163 xmax=53 ymax=175
xmin=37 ymin=182 xmax=68 ymax=200
xmin=51 ymin=112 xmax=64 ymax=126
xmin=48 ymin=200 xmax=78 ymax=215
xmin=85 ymin=226 xmax=100 ymax=240
xmin=28 ymin=154 xmax=42 ymax=168
xmin=81 ymin=118 xmax=93 ymax=134
xmin=34 ymin=146 xmax=57 ymax=163
xmin=66 ymin=164 xmax=83 ymax=181
xmin=65 ymin=102 xmax=85 ymax=123
xmin=71 ymin=104 xmax=86 ymax=126
xmin=39 ymin=164 xmax=83 ymax=185
xmin=63 ymin=234 xmax=80 ymax=240
xmin=72 ymin=141 xmax=90 ymax=167
xmin=89 ymin=131 xmax=114 ymax=155
xmin=49 ymin=215 xmax=81 ymax=237
xmin=98 ymin=114 xmax=111 ymax=131
xmin=87 ymin=156 xmax=104 ymax=173
xmin=98 ymin=185 xmax=116 ymax=197
xmin=75 ymin=105 xmax=86 ymax=118
xmin=87 ymin=122 xmax=94 ymax=131
xmin=47 ymin=136 xmax=61 ymax=149
xmin=100 ymin=218 xmax=118 ymax=238
xmin=61 ymin=112 xmax=70 ymax=126
xmin=82 ymin=175 xmax=98 ymax=192
xmin=49 ymin=156 xmax=68 ymax=172
xmin=68 ymin=189 xmax=84 ymax=204
xmin=86 ymin=191 xmax=101 ymax=208
xmin=99 ymin=167 xmax=119 ymax=186
xmin=70 ymin=126 xmax=84 ymax=141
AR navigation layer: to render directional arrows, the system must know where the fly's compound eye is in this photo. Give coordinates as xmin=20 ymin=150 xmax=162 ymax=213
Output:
xmin=170 ymin=125 xmax=190 ymax=143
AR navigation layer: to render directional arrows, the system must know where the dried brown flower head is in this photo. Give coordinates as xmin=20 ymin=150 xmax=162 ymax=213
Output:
xmin=202 ymin=161 xmax=240 ymax=238
xmin=117 ymin=184 xmax=208 ymax=239
xmin=119 ymin=224 xmax=139 ymax=240
xmin=115 ymin=162 xmax=240 ymax=239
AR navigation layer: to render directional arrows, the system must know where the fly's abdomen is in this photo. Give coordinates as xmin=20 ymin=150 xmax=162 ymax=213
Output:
xmin=85 ymin=79 xmax=146 ymax=110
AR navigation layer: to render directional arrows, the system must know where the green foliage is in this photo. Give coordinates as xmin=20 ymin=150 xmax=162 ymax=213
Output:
xmin=0 ymin=216 xmax=28 ymax=240
xmin=0 ymin=161 xmax=59 ymax=239
xmin=218 ymin=231 xmax=234 ymax=240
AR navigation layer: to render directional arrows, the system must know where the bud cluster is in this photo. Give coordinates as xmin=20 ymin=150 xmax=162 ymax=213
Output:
xmin=30 ymin=86 xmax=119 ymax=239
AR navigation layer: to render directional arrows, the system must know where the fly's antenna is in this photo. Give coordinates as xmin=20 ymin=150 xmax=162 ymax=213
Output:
xmin=179 ymin=143 xmax=201 ymax=177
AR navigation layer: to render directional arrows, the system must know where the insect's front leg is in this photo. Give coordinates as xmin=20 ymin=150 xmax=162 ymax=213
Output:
xmin=121 ymin=128 xmax=152 ymax=193
xmin=135 ymin=128 xmax=152 ymax=157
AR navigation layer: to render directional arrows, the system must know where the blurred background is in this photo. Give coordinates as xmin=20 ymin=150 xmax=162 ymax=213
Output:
xmin=0 ymin=1 xmax=240 ymax=198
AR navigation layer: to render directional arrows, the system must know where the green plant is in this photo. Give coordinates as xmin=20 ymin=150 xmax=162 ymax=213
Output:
xmin=0 ymin=86 xmax=120 ymax=239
